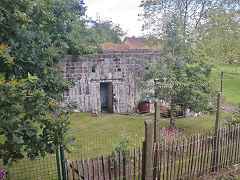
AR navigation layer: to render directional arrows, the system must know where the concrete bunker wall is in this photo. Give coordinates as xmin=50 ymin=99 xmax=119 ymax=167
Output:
xmin=59 ymin=49 xmax=160 ymax=113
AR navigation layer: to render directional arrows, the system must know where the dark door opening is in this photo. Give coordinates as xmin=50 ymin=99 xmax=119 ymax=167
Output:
xmin=100 ymin=83 xmax=113 ymax=113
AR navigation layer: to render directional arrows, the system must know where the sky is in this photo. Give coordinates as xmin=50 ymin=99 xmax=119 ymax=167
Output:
xmin=84 ymin=0 xmax=144 ymax=37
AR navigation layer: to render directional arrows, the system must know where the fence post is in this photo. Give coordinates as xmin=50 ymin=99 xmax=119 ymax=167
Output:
xmin=220 ymin=72 xmax=223 ymax=92
xmin=212 ymin=91 xmax=222 ymax=172
xmin=142 ymin=120 xmax=153 ymax=180
xmin=215 ymin=91 xmax=222 ymax=131
xmin=56 ymin=147 xmax=62 ymax=180
xmin=60 ymin=145 xmax=67 ymax=180
xmin=170 ymin=104 xmax=174 ymax=127
xmin=154 ymin=101 xmax=160 ymax=143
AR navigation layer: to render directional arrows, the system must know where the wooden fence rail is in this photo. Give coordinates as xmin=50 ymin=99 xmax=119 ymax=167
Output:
xmin=66 ymin=124 xmax=240 ymax=180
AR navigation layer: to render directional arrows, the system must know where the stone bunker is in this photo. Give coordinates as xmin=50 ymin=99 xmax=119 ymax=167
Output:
xmin=59 ymin=49 xmax=160 ymax=114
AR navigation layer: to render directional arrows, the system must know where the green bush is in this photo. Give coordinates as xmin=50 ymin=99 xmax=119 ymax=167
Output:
xmin=161 ymin=105 xmax=183 ymax=118
xmin=112 ymin=135 xmax=130 ymax=154
xmin=229 ymin=105 xmax=240 ymax=125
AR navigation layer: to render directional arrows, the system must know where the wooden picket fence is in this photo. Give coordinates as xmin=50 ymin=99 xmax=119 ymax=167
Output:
xmin=152 ymin=125 xmax=240 ymax=179
xmin=65 ymin=124 xmax=240 ymax=180
xmin=65 ymin=147 xmax=142 ymax=180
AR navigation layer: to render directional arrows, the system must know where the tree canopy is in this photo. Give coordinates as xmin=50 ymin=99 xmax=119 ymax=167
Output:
xmin=140 ymin=0 xmax=240 ymax=64
xmin=197 ymin=9 xmax=240 ymax=64
xmin=87 ymin=17 xmax=127 ymax=44
xmin=0 ymin=0 xmax=109 ymax=164
xmin=140 ymin=0 xmax=239 ymax=35
xmin=138 ymin=0 xmax=226 ymax=113
xmin=138 ymin=17 xmax=215 ymax=112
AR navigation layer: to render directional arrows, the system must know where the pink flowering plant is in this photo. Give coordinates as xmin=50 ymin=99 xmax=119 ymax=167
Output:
xmin=161 ymin=105 xmax=183 ymax=118
xmin=159 ymin=126 xmax=193 ymax=149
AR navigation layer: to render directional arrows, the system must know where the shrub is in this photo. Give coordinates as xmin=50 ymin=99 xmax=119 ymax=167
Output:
xmin=229 ymin=107 xmax=240 ymax=125
xmin=161 ymin=105 xmax=183 ymax=118
xmin=112 ymin=135 xmax=130 ymax=154
xmin=160 ymin=126 xmax=189 ymax=147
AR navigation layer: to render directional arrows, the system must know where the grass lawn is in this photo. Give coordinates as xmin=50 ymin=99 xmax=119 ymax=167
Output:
xmin=214 ymin=64 xmax=240 ymax=105
xmin=66 ymin=112 xmax=231 ymax=159
xmin=67 ymin=112 xmax=156 ymax=159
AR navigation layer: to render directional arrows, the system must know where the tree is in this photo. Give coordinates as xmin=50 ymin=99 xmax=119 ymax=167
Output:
xmin=87 ymin=17 xmax=127 ymax=44
xmin=0 ymin=0 xmax=95 ymax=164
xmin=140 ymin=0 xmax=239 ymax=36
xmin=138 ymin=0 xmax=239 ymax=104
xmin=197 ymin=10 xmax=240 ymax=65
xmin=140 ymin=0 xmax=240 ymax=64
xmin=138 ymin=1 xmax=216 ymax=125
xmin=138 ymin=17 xmax=215 ymax=112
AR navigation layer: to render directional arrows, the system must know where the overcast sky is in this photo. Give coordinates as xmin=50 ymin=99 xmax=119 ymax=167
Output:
xmin=84 ymin=0 xmax=144 ymax=37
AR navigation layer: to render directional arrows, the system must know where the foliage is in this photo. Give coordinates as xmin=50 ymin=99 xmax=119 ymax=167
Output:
xmin=140 ymin=0 xmax=239 ymax=35
xmin=112 ymin=135 xmax=130 ymax=154
xmin=197 ymin=10 xmax=240 ymax=65
xmin=160 ymin=127 xmax=189 ymax=148
xmin=87 ymin=17 xmax=127 ymax=44
xmin=66 ymin=19 xmax=103 ymax=57
xmin=0 ymin=43 xmax=75 ymax=164
xmin=140 ymin=0 xmax=240 ymax=65
xmin=161 ymin=105 xmax=183 ymax=118
xmin=0 ymin=0 xmax=94 ymax=164
xmin=229 ymin=106 xmax=240 ymax=125
xmin=137 ymin=16 xmax=215 ymax=113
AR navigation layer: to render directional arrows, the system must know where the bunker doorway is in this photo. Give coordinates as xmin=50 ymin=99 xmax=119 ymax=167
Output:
xmin=100 ymin=82 xmax=113 ymax=113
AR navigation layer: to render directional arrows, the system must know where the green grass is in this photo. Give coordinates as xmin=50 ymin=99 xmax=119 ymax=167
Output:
xmin=215 ymin=64 xmax=240 ymax=105
xmin=67 ymin=112 xmax=157 ymax=159
xmin=175 ymin=113 xmax=231 ymax=135
xmin=66 ymin=112 xmax=231 ymax=159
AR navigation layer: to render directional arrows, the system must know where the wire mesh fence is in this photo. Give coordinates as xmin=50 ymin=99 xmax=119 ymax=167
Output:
xmin=218 ymin=70 xmax=240 ymax=105
xmin=156 ymin=100 xmax=223 ymax=135
xmin=65 ymin=126 xmax=146 ymax=160
xmin=66 ymin=101 xmax=223 ymax=161
xmin=0 ymin=153 xmax=58 ymax=180
xmin=65 ymin=124 xmax=240 ymax=180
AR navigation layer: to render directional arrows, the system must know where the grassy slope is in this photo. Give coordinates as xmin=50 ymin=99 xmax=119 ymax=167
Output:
xmin=214 ymin=64 xmax=240 ymax=105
